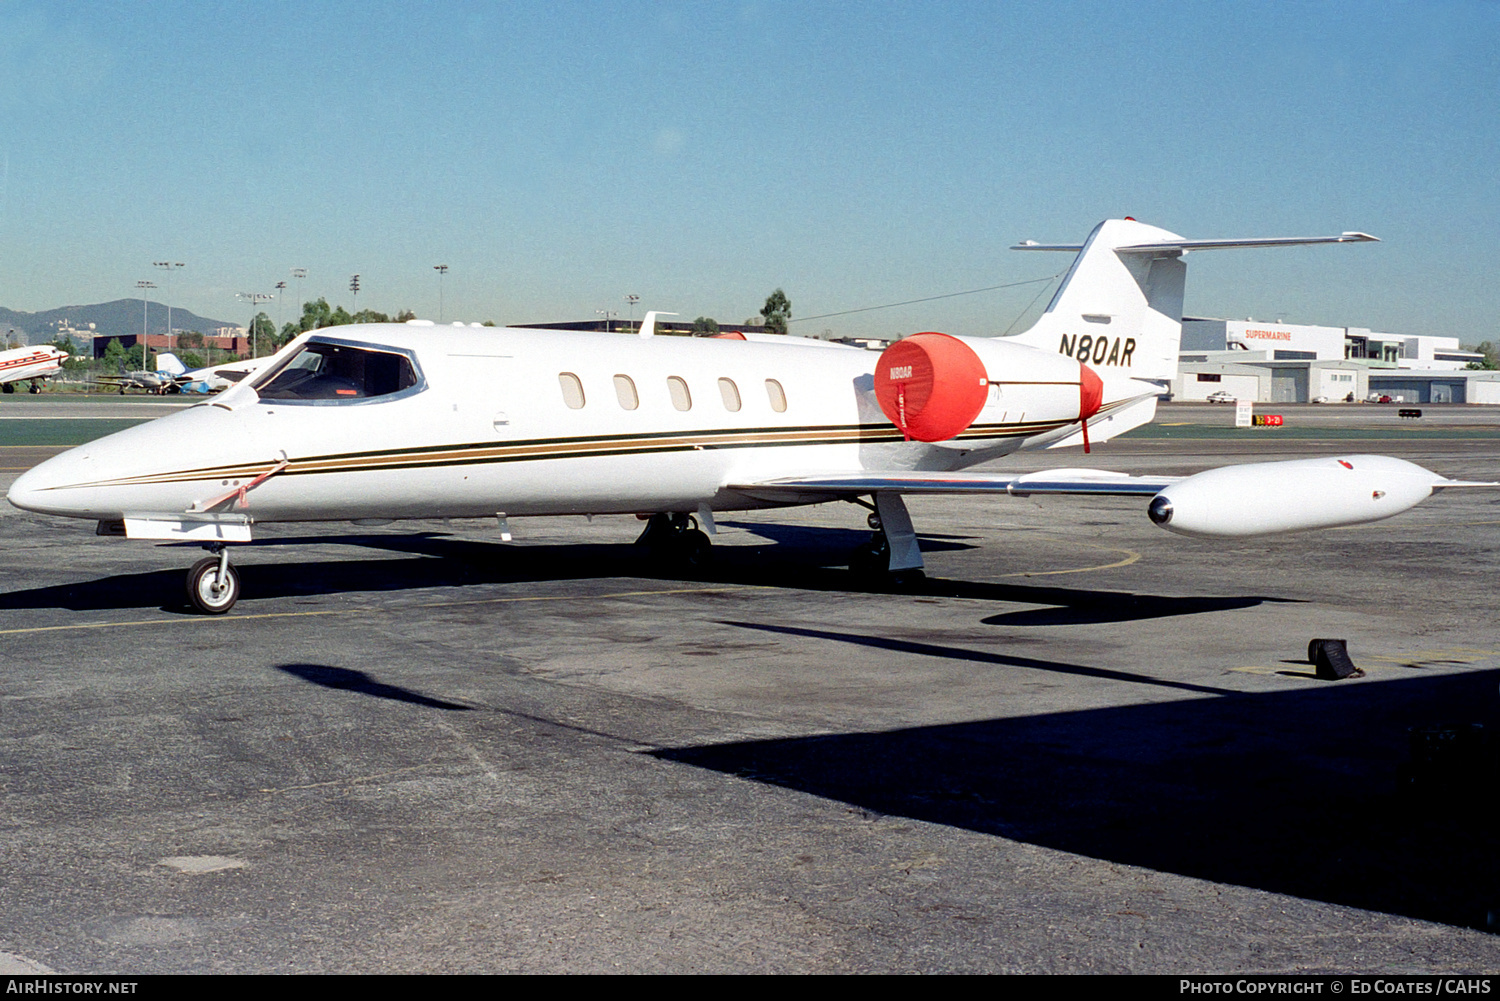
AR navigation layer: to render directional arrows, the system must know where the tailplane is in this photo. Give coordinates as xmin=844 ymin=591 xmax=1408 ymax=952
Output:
xmin=1007 ymin=219 xmax=1377 ymax=401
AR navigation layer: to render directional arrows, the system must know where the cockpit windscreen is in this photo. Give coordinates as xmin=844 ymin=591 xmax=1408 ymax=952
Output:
xmin=253 ymin=341 xmax=419 ymax=402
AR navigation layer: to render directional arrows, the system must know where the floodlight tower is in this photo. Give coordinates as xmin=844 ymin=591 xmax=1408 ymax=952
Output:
xmin=135 ymin=280 xmax=157 ymax=370
xmin=433 ymin=264 xmax=449 ymax=323
xmin=291 ymin=268 xmax=307 ymax=327
xmin=349 ymin=274 xmax=361 ymax=316
xmin=153 ymin=261 xmax=184 ymax=349
xmin=237 ymin=291 xmax=273 ymax=358
xmin=625 ymin=293 xmax=639 ymax=331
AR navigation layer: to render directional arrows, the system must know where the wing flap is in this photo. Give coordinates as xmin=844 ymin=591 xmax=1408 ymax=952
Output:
xmin=728 ymin=468 xmax=1177 ymax=500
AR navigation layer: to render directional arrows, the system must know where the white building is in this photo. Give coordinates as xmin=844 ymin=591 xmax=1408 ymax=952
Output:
xmin=1175 ymin=318 xmax=1498 ymax=403
xmin=1182 ymin=318 xmax=1484 ymax=370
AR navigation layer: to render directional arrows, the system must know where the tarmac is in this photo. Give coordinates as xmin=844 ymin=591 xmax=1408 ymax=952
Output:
xmin=1 ymin=399 xmax=1498 ymax=973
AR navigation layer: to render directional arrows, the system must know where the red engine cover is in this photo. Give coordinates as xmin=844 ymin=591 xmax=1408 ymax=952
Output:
xmin=874 ymin=332 xmax=989 ymax=442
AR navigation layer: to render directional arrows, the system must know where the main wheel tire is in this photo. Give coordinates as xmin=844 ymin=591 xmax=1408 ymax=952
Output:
xmin=679 ymin=529 xmax=712 ymax=570
xmin=186 ymin=557 xmax=240 ymax=614
xmin=848 ymin=536 xmax=889 ymax=577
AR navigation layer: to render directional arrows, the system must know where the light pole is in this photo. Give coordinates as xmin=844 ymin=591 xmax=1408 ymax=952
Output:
xmin=135 ymin=280 xmax=157 ymax=370
xmin=625 ymin=293 xmax=639 ymax=332
xmin=274 ymin=281 xmax=287 ymax=338
xmin=595 ymin=309 xmax=617 ymax=333
xmin=349 ymin=274 xmax=361 ymax=316
xmin=291 ymin=269 xmax=306 ymax=330
xmin=237 ymin=291 xmax=273 ymax=359
xmin=433 ymin=264 xmax=449 ymax=323
xmin=153 ymin=261 xmax=184 ymax=350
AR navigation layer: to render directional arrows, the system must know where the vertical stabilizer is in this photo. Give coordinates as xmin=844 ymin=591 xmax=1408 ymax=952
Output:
xmin=1008 ymin=219 xmax=1187 ymax=397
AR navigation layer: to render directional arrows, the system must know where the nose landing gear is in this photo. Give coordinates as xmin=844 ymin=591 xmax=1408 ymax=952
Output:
xmin=186 ymin=543 xmax=240 ymax=614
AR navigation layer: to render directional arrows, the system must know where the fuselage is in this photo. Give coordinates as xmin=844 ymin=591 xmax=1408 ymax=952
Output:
xmin=0 ymin=346 xmax=67 ymax=386
xmin=9 ymin=323 xmax=1103 ymax=526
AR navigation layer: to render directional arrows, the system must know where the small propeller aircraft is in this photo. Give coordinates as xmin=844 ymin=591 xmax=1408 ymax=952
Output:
xmin=0 ymin=344 xmax=69 ymax=394
xmin=9 ymin=218 xmax=1494 ymax=613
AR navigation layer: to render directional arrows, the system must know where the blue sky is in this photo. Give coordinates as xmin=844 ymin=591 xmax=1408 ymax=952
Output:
xmin=1 ymin=1 xmax=1495 ymax=341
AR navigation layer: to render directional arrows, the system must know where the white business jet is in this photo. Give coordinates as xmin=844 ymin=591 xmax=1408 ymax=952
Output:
xmin=0 ymin=345 xmax=69 ymax=394
xmin=9 ymin=218 xmax=1493 ymax=613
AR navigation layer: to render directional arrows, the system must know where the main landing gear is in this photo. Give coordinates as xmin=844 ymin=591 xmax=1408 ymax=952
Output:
xmin=636 ymin=512 xmax=713 ymax=571
xmin=848 ymin=492 xmax=926 ymax=588
xmin=186 ymin=543 xmax=240 ymax=614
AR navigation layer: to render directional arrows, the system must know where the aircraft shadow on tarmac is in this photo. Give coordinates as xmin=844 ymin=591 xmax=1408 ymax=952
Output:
xmin=655 ymin=669 xmax=1500 ymax=934
xmin=0 ymin=529 xmax=1281 ymax=623
xmin=276 ymin=664 xmax=474 ymax=711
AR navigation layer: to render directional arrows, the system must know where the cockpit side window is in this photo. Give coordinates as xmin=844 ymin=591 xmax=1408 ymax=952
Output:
xmin=254 ymin=341 xmax=419 ymax=402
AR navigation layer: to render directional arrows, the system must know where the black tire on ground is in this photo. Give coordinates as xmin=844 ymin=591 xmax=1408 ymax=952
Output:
xmin=186 ymin=557 xmax=240 ymax=614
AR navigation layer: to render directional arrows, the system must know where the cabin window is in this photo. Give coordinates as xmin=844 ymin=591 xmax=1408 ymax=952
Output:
xmin=613 ymin=374 xmax=639 ymax=410
xmin=254 ymin=340 xmax=419 ymax=402
xmin=667 ymin=376 xmax=692 ymax=411
xmin=558 ymin=372 xmax=586 ymax=409
xmin=765 ymin=378 xmax=787 ymax=413
xmin=718 ymin=377 xmax=741 ymax=412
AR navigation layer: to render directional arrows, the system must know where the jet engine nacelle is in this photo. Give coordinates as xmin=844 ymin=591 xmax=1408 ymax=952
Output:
xmin=1147 ymin=455 xmax=1441 ymax=537
xmin=873 ymin=331 xmax=1096 ymax=442
xmin=873 ymin=332 xmax=990 ymax=442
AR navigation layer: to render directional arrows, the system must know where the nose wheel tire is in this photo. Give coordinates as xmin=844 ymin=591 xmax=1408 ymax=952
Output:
xmin=186 ymin=557 xmax=240 ymax=614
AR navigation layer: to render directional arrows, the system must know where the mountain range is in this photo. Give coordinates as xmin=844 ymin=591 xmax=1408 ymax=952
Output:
xmin=0 ymin=300 xmax=241 ymax=345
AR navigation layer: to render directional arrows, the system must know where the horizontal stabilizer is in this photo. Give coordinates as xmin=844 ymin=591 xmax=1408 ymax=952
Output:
xmin=1013 ymin=232 xmax=1378 ymax=254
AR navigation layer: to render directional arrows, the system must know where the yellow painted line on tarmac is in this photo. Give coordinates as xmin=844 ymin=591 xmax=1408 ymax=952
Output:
xmin=973 ymin=536 xmax=1142 ymax=579
xmin=1361 ymin=646 xmax=1500 ymax=665
xmin=1228 ymin=666 xmax=1321 ymax=679
xmin=0 ymin=585 xmax=765 ymax=638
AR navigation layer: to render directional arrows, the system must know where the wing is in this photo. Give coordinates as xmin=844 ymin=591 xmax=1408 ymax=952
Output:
xmin=730 ymin=456 xmax=1495 ymax=539
xmin=729 ymin=468 xmax=1178 ymax=503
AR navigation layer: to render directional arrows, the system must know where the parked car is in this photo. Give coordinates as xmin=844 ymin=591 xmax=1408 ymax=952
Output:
xmin=1205 ymin=390 xmax=1237 ymax=403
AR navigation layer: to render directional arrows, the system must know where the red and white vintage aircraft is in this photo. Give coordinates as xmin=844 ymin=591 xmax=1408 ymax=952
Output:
xmin=0 ymin=345 xmax=68 ymax=394
xmin=8 ymin=219 xmax=1492 ymax=613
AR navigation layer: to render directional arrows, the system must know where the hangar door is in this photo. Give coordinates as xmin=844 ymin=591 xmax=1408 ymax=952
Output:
xmin=1431 ymin=382 xmax=1464 ymax=403
xmin=1271 ymin=368 xmax=1307 ymax=403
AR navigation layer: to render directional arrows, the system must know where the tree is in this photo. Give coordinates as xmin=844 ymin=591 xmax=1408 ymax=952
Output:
xmin=250 ymin=312 xmax=277 ymax=356
xmin=691 ymin=316 xmax=720 ymax=337
xmin=178 ymin=331 xmax=206 ymax=349
xmin=299 ymin=298 xmax=335 ymax=332
xmin=50 ymin=337 xmax=89 ymax=370
xmin=761 ymin=288 xmax=791 ymax=336
xmin=1465 ymin=340 xmax=1498 ymax=370
xmin=395 ymin=309 xmax=416 ymax=322
xmin=102 ymin=338 xmax=126 ymax=369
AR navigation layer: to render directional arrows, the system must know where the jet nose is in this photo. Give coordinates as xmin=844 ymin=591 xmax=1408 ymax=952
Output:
xmin=7 ymin=462 xmax=51 ymax=514
xmin=6 ymin=448 xmax=94 ymax=518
